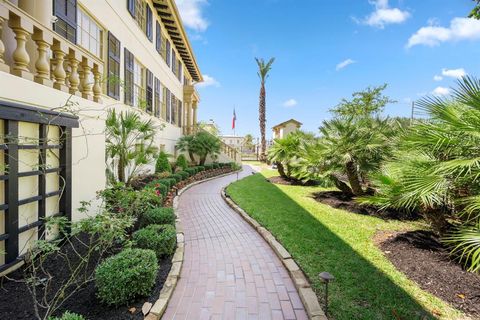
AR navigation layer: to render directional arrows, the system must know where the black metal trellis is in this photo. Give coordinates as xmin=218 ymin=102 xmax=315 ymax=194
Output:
xmin=0 ymin=102 xmax=78 ymax=273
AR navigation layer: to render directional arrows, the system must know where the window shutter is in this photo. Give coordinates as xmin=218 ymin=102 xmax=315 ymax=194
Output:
xmin=172 ymin=50 xmax=176 ymax=75
xmin=124 ymin=48 xmax=134 ymax=106
xmin=145 ymin=4 xmax=153 ymax=41
xmin=146 ymin=69 xmax=153 ymax=114
xmin=178 ymin=61 xmax=183 ymax=81
xmin=171 ymin=95 xmax=176 ymax=124
xmin=127 ymin=0 xmax=135 ymax=17
xmin=156 ymin=21 xmax=161 ymax=54
xmin=166 ymin=88 xmax=171 ymax=123
xmin=178 ymin=101 xmax=182 ymax=127
xmin=107 ymin=32 xmax=121 ymax=100
xmin=154 ymin=78 xmax=161 ymax=118
xmin=166 ymin=40 xmax=171 ymax=67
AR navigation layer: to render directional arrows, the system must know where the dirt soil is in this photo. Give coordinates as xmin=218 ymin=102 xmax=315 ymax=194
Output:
xmin=268 ymin=176 xmax=317 ymax=186
xmin=312 ymin=190 xmax=419 ymax=220
xmin=378 ymin=230 xmax=480 ymax=318
xmin=0 ymin=234 xmax=171 ymax=320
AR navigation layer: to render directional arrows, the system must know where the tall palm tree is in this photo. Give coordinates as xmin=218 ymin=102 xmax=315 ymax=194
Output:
xmin=255 ymin=57 xmax=275 ymax=162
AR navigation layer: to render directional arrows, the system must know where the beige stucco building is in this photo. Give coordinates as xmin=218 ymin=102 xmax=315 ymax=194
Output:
xmin=0 ymin=0 xmax=238 ymax=273
xmin=272 ymin=119 xmax=302 ymax=139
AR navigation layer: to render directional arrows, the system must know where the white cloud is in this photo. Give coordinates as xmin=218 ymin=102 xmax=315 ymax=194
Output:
xmin=407 ymin=17 xmax=480 ymax=48
xmin=336 ymin=59 xmax=356 ymax=71
xmin=176 ymin=0 xmax=209 ymax=32
xmin=283 ymin=99 xmax=298 ymax=108
xmin=433 ymin=75 xmax=443 ymax=81
xmin=361 ymin=0 xmax=410 ymax=28
xmin=441 ymin=68 xmax=467 ymax=79
xmin=432 ymin=86 xmax=451 ymax=96
xmin=196 ymin=74 xmax=220 ymax=88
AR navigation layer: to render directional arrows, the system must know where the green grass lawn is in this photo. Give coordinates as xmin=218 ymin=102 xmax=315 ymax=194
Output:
xmin=227 ymin=169 xmax=462 ymax=320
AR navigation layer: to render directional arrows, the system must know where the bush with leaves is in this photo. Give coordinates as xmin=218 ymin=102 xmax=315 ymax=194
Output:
xmin=140 ymin=207 xmax=176 ymax=228
xmin=132 ymin=225 xmax=177 ymax=258
xmin=95 ymin=248 xmax=158 ymax=306
xmin=204 ymin=164 xmax=214 ymax=170
xmin=185 ymin=168 xmax=197 ymax=176
xmin=99 ymin=184 xmax=162 ymax=217
xmin=105 ymin=110 xmax=158 ymax=184
xmin=155 ymin=151 xmax=172 ymax=174
xmin=171 ymin=173 xmax=183 ymax=183
xmin=176 ymin=131 xmax=221 ymax=165
xmin=176 ymin=154 xmax=188 ymax=171
xmin=177 ymin=171 xmax=190 ymax=180
xmin=48 ymin=312 xmax=85 ymax=320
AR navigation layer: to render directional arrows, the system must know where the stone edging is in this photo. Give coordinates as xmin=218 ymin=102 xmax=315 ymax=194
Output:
xmin=146 ymin=169 xmax=242 ymax=320
xmin=221 ymin=186 xmax=328 ymax=320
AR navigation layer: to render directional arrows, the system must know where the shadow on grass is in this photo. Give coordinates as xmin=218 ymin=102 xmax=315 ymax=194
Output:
xmin=227 ymin=173 xmax=440 ymax=320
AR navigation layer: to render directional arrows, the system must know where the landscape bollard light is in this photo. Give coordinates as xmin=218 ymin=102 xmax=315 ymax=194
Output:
xmin=236 ymin=172 xmax=239 ymax=181
xmin=319 ymin=271 xmax=335 ymax=317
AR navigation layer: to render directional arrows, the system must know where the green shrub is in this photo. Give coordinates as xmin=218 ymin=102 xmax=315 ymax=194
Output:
xmin=155 ymin=151 xmax=172 ymax=174
xmin=166 ymin=177 xmax=177 ymax=187
xmin=177 ymin=171 xmax=190 ymax=180
xmin=140 ymin=207 xmax=176 ymax=228
xmin=176 ymin=154 xmax=188 ymax=171
xmin=48 ymin=312 xmax=85 ymax=320
xmin=204 ymin=164 xmax=214 ymax=170
xmin=171 ymin=173 xmax=183 ymax=183
xmin=98 ymin=184 xmax=161 ymax=217
xmin=95 ymin=248 xmax=158 ymax=306
xmin=156 ymin=179 xmax=172 ymax=190
xmin=147 ymin=181 xmax=169 ymax=198
xmin=133 ymin=224 xmax=176 ymax=258
xmin=196 ymin=166 xmax=205 ymax=172
xmin=213 ymin=163 xmax=221 ymax=169
xmin=185 ymin=168 xmax=197 ymax=176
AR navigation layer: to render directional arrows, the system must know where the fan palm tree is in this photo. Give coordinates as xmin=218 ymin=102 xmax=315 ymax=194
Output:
xmin=176 ymin=134 xmax=197 ymax=163
xmin=255 ymin=57 xmax=275 ymax=162
xmin=106 ymin=109 xmax=157 ymax=184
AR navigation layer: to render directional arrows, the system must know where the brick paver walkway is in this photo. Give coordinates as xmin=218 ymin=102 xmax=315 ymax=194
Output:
xmin=162 ymin=166 xmax=308 ymax=320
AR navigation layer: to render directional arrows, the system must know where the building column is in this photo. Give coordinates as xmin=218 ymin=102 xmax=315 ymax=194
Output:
xmin=18 ymin=0 xmax=53 ymax=27
xmin=186 ymin=102 xmax=192 ymax=134
xmin=192 ymin=101 xmax=198 ymax=131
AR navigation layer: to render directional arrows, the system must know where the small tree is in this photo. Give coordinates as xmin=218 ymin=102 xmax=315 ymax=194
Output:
xmin=255 ymin=57 xmax=275 ymax=162
xmin=106 ymin=110 xmax=157 ymax=184
xmin=469 ymin=0 xmax=480 ymax=19
xmin=175 ymin=154 xmax=188 ymax=170
xmin=176 ymin=135 xmax=197 ymax=163
xmin=193 ymin=131 xmax=221 ymax=165
xmin=155 ymin=151 xmax=172 ymax=174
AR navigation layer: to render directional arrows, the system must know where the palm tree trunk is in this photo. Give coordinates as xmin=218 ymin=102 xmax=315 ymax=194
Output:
xmin=118 ymin=157 xmax=125 ymax=183
xmin=345 ymin=161 xmax=363 ymax=196
xmin=329 ymin=173 xmax=354 ymax=197
xmin=277 ymin=162 xmax=287 ymax=178
xmin=259 ymin=83 xmax=267 ymax=162
xmin=188 ymin=151 xmax=195 ymax=164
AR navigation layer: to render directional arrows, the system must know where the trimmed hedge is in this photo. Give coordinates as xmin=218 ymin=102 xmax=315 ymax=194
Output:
xmin=155 ymin=152 xmax=172 ymax=174
xmin=177 ymin=171 xmax=190 ymax=180
xmin=95 ymin=248 xmax=158 ymax=306
xmin=133 ymin=224 xmax=177 ymax=258
xmin=213 ymin=163 xmax=221 ymax=169
xmin=156 ymin=179 xmax=172 ymax=190
xmin=147 ymin=181 xmax=168 ymax=198
xmin=140 ymin=207 xmax=175 ymax=228
xmin=204 ymin=164 xmax=214 ymax=170
xmin=196 ymin=166 xmax=205 ymax=172
xmin=175 ymin=154 xmax=188 ymax=171
xmin=185 ymin=168 xmax=196 ymax=176
xmin=166 ymin=178 xmax=177 ymax=188
xmin=171 ymin=173 xmax=183 ymax=183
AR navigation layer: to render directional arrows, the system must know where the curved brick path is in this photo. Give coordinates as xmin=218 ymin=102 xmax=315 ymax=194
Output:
xmin=162 ymin=166 xmax=308 ymax=320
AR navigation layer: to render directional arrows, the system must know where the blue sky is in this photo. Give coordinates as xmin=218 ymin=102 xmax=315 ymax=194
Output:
xmin=176 ymin=0 xmax=480 ymax=138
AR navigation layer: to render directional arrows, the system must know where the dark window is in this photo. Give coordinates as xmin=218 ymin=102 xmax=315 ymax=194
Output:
xmin=53 ymin=0 xmax=77 ymax=43
xmin=178 ymin=61 xmax=183 ymax=81
xmin=178 ymin=101 xmax=182 ymax=127
xmin=124 ymin=48 xmax=134 ymax=106
xmin=166 ymin=40 xmax=171 ymax=67
xmin=107 ymin=32 xmax=121 ymax=100
xmin=145 ymin=4 xmax=153 ymax=41
xmin=127 ymin=0 xmax=135 ymax=17
xmin=165 ymin=88 xmax=171 ymax=122
xmin=155 ymin=21 xmax=161 ymax=54
xmin=171 ymin=95 xmax=176 ymax=124
xmin=172 ymin=50 xmax=177 ymax=75
xmin=146 ymin=69 xmax=153 ymax=114
xmin=154 ymin=78 xmax=161 ymax=118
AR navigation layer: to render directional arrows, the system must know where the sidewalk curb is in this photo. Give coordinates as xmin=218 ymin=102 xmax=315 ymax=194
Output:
xmin=221 ymin=185 xmax=328 ymax=320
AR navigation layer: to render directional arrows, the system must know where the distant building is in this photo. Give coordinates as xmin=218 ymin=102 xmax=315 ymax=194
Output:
xmin=220 ymin=135 xmax=245 ymax=150
xmin=272 ymin=119 xmax=303 ymax=139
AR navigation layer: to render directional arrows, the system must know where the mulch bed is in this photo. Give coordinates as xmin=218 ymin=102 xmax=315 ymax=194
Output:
xmin=312 ymin=190 xmax=419 ymax=220
xmin=267 ymin=176 xmax=317 ymax=186
xmin=378 ymin=230 xmax=480 ymax=318
xmin=0 ymin=232 xmax=171 ymax=320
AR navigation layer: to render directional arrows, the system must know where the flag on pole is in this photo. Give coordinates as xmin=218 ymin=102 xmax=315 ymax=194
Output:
xmin=232 ymin=108 xmax=237 ymax=130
